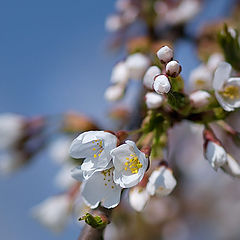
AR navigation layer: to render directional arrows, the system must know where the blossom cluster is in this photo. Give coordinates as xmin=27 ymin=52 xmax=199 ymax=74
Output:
xmin=105 ymin=0 xmax=201 ymax=33
xmin=69 ymin=130 xmax=176 ymax=210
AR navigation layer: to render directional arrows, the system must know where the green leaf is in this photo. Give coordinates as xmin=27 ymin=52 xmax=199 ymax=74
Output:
xmin=170 ymin=76 xmax=184 ymax=92
xmin=218 ymin=24 xmax=240 ymax=71
xmin=167 ymin=91 xmax=190 ymax=115
xmin=79 ymin=213 xmax=108 ymax=229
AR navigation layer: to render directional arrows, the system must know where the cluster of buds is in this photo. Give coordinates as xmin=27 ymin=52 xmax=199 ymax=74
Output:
xmin=105 ymin=53 xmax=150 ymax=101
xmin=143 ymin=46 xmax=182 ymax=109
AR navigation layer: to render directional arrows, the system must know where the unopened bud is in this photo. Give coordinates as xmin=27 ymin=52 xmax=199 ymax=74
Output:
xmin=203 ymin=128 xmax=227 ymax=171
xmin=145 ymin=92 xmax=164 ymax=109
xmin=153 ymin=75 xmax=171 ymax=94
xmin=157 ymin=46 xmax=173 ymax=64
xmin=146 ymin=165 xmax=177 ymax=197
xmin=166 ymin=60 xmax=181 ymax=77
xmin=141 ymin=146 xmax=151 ymax=158
xmin=189 ymin=90 xmax=211 ymax=108
xmin=143 ymin=66 xmax=161 ymax=90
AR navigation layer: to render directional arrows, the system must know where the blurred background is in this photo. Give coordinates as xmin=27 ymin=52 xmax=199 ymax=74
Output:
xmin=0 ymin=0 xmax=238 ymax=239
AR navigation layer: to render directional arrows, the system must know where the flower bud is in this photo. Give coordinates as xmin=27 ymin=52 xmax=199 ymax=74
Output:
xmin=125 ymin=53 xmax=150 ymax=80
xmin=189 ymin=90 xmax=211 ymax=108
xmin=203 ymin=129 xmax=227 ymax=171
xmin=129 ymin=186 xmax=149 ymax=212
xmin=166 ymin=60 xmax=181 ymax=77
xmin=153 ymin=75 xmax=171 ymax=94
xmin=157 ymin=46 xmax=173 ymax=64
xmin=143 ymin=66 xmax=161 ymax=90
xmin=104 ymin=84 xmax=125 ymax=101
xmin=145 ymin=92 xmax=164 ymax=109
xmin=110 ymin=61 xmax=129 ymax=84
xmin=146 ymin=165 xmax=177 ymax=197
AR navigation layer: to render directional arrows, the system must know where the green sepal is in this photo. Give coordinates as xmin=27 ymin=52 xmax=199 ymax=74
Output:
xmin=170 ymin=75 xmax=184 ymax=92
xmin=167 ymin=91 xmax=191 ymax=115
xmin=79 ymin=213 xmax=108 ymax=230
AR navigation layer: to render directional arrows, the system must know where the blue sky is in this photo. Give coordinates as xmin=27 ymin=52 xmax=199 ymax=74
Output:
xmin=0 ymin=0 xmax=236 ymax=239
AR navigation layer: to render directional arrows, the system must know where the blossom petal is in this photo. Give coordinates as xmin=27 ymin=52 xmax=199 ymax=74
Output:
xmin=205 ymin=141 xmax=227 ymax=170
xmin=222 ymin=154 xmax=240 ymax=178
xmin=81 ymin=168 xmax=122 ymax=209
xmin=213 ymin=62 xmax=232 ymax=91
xmin=215 ymin=91 xmax=235 ymax=111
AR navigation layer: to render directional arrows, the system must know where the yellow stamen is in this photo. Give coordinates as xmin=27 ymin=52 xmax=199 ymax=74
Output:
xmin=123 ymin=153 xmax=143 ymax=174
xmin=220 ymin=85 xmax=240 ymax=100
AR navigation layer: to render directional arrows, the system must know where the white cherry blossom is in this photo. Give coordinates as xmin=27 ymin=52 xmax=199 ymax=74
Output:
xmin=31 ymin=195 xmax=72 ymax=232
xmin=146 ymin=165 xmax=177 ymax=197
xmin=213 ymin=62 xmax=240 ymax=111
xmin=81 ymin=166 xmax=122 ymax=209
xmin=189 ymin=64 xmax=212 ymax=90
xmin=111 ymin=140 xmax=148 ymax=188
xmin=70 ymin=131 xmax=118 ymax=179
xmin=129 ymin=186 xmax=150 ymax=212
